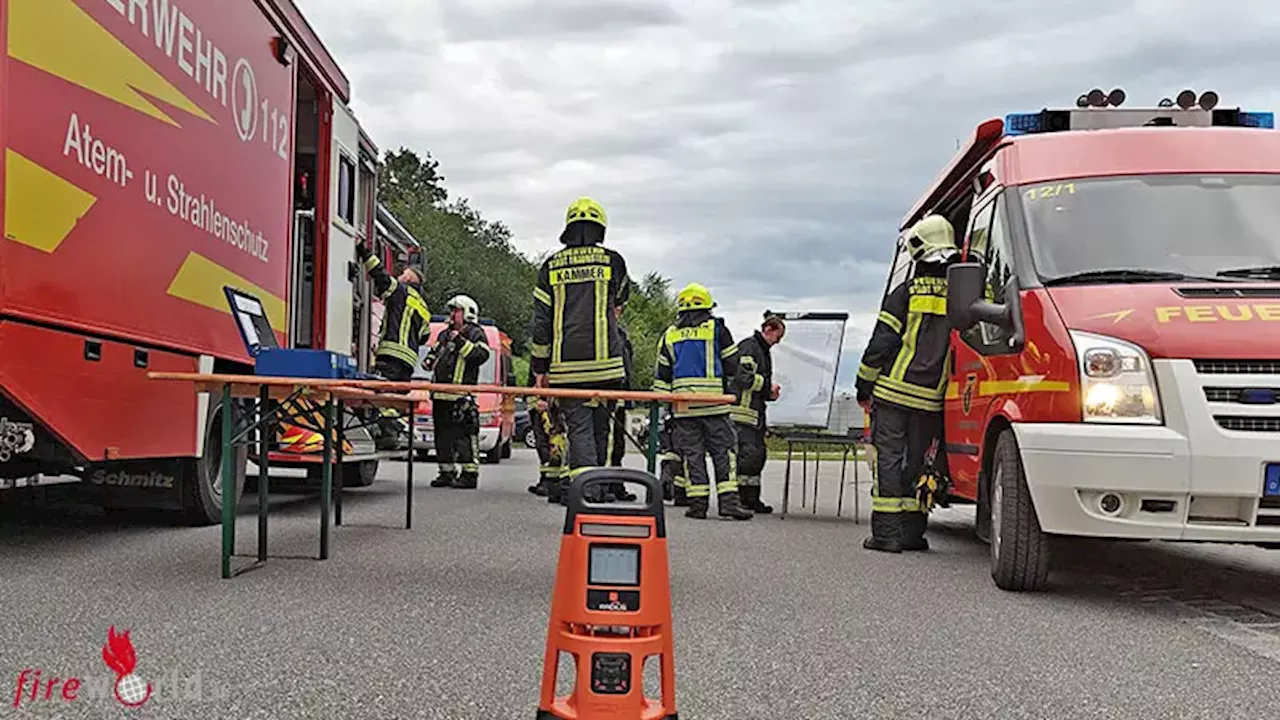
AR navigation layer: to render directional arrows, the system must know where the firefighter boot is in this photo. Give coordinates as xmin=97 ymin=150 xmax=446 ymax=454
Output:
xmin=609 ymin=483 xmax=636 ymax=502
xmin=431 ymin=472 xmax=456 ymax=488
xmin=717 ymin=491 xmax=754 ymax=521
xmin=528 ymin=476 xmax=552 ymax=496
xmin=673 ymin=485 xmax=689 ymax=507
xmin=742 ymin=485 xmax=773 ymax=514
xmin=453 ymin=472 xmax=478 ymax=489
xmin=548 ymin=478 xmax=568 ymax=505
xmin=685 ymin=496 xmax=709 ymax=519
xmin=375 ymin=416 xmax=402 ymax=451
xmin=863 ymin=512 xmax=903 ymax=553
xmin=901 ymin=511 xmax=929 ymax=552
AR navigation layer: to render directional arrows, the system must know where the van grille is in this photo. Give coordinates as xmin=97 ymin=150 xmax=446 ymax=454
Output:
xmin=1214 ymin=416 xmax=1280 ymax=433
xmin=1204 ymin=387 xmax=1280 ymax=403
xmin=1195 ymin=360 xmax=1280 ymax=375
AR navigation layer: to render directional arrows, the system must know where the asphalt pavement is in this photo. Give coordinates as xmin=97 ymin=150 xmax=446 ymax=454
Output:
xmin=3 ymin=448 xmax=1280 ymax=719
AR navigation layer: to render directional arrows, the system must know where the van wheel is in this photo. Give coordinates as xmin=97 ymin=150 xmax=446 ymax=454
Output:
xmin=483 ymin=442 xmax=502 ymax=464
xmin=344 ymin=460 xmax=378 ymax=487
xmin=183 ymin=398 xmax=248 ymax=526
xmin=500 ymin=439 xmax=512 ymax=459
xmin=989 ymin=429 xmax=1050 ymax=592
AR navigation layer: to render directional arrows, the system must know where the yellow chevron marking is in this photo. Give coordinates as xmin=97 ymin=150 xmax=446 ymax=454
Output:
xmin=8 ymin=0 xmax=214 ymax=127
xmin=1084 ymin=309 xmax=1134 ymax=324
xmin=945 ymin=377 xmax=1071 ymax=399
xmin=4 ymin=149 xmax=98 ymax=253
xmin=166 ymin=252 xmax=286 ymax=331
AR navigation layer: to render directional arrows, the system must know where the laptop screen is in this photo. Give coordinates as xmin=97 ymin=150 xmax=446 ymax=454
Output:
xmin=223 ymin=286 xmax=279 ymax=356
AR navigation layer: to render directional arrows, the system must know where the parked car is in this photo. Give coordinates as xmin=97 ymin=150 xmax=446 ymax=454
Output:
xmin=514 ymin=399 xmax=535 ymax=448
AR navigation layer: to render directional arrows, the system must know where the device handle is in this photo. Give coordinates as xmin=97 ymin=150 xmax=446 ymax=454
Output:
xmin=562 ymin=468 xmax=666 ymax=537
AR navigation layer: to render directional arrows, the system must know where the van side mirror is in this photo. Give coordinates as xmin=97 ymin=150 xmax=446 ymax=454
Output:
xmin=947 ymin=262 xmax=1014 ymax=333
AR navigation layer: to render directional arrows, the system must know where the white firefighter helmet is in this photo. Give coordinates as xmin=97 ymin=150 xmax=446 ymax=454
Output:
xmin=905 ymin=214 xmax=958 ymax=264
xmin=446 ymin=294 xmax=479 ymax=323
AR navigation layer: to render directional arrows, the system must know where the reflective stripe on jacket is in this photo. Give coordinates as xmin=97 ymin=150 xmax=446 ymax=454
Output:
xmin=529 ymin=243 xmax=631 ymax=387
xmin=427 ymin=322 xmax=491 ymax=400
xmin=358 ymin=245 xmax=429 ymax=368
xmin=731 ymin=331 xmax=772 ymax=428
xmin=855 ymin=274 xmax=951 ymax=412
xmin=653 ymin=312 xmax=743 ymax=418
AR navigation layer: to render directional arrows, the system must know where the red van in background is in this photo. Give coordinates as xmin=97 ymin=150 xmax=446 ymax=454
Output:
xmin=412 ymin=318 xmax=517 ymax=464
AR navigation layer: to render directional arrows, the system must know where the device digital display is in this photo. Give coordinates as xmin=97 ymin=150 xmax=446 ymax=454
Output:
xmin=588 ymin=545 xmax=640 ymax=587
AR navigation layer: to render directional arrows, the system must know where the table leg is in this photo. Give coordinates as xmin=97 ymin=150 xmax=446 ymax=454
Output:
xmin=335 ymin=400 xmax=345 ymax=527
xmin=780 ymin=440 xmax=793 ymax=519
xmin=813 ymin=452 xmax=820 ymax=515
xmin=801 ymin=447 xmax=808 ymax=508
xmin=257 ymin=386 xmax=270 ymax=563
xmin=646 ymin=402 xmax=659 ymax=475
xmin=319 ymin=397 xmax=334 ymax=560
xmin=220 ymin=384 xmax=234 ymax=579
xmin=406 ymin=400 xmax=414 ymax=530
xmin=837 ymin=447 xmax=847 ymax=518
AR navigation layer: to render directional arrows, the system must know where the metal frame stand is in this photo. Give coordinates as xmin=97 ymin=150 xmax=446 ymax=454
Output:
xmin=776 ymin=429 xmax=865 ymax=522
xmin=217 ymin=384 xmax=415 ymax=579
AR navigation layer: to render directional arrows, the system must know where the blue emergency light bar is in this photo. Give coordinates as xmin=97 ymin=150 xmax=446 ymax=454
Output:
xmin=1004 ymin=108 xmax=1274 ymax=136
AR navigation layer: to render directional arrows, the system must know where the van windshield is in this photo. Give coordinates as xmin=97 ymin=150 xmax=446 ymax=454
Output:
xmin=1020 ymin=174 xmax=1280 ymax=283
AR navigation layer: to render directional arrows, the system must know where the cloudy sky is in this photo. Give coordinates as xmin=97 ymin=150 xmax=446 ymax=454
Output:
xmin=301 ymin=0 xmax=1280 ymax=388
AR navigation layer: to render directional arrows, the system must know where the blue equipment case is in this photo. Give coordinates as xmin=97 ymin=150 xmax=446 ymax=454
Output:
xmin=255 ymin=347 xmax=362 ymax=379
xmin=222 ymin=285 xmax=373 ymax=380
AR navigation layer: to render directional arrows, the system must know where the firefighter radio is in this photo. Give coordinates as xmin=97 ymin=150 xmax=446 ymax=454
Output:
xmin=537 ymin=468 xmax=678 ymax=720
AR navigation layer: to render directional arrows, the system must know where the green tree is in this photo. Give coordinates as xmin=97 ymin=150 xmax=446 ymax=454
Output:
xmin=374 ymin=148 xmax=538 ymax=348
xmin=371 ymin=147 xmax=681 ymax=377
xmin=621 ymin=272 xmax=678 ymax=390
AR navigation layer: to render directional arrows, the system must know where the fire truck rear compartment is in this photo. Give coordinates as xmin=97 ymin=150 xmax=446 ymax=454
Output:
xmin=0 ymin=318 xmax=199 ymax=470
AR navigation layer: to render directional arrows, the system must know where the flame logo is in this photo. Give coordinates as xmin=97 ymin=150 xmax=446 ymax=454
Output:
xmin=101 ymin=626 xmax=153 ymax=707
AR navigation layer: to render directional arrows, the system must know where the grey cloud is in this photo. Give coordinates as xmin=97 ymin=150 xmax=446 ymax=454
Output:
xmin=439 ymin=0 xmax=683 ymax=43
xmin=304 ymin=0 xmax=1280 ymax=384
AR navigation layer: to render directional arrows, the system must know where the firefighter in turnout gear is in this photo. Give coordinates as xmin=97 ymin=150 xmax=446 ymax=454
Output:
xmin=355 ymin=239 xmax=430 ymax=449
xmin=424 ymin=295 xmax=490 ymax=489
xmin=732 ymin=313 xmax=787 ymax=514
xmin=856 ymin=214 xmax=957 ymax=553
xmin=529 ymin=197 xmax=632 ymax=489
xmin=526 ymin=373 xmax=569 ymax=499
xmin=654 ymin=283 xmax=753 ymax=520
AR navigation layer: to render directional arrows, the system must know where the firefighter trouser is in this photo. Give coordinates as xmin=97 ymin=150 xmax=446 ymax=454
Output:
xmin=869 ymin=400 xmax=944 ymax=543
xmin=373 ymin=357 xmax=413 ymax=382
xmin=560 ymin=398 xmax=612 ymax=475
xmin=434 ymin=399 xmax=479 ymax=483
xmin=607 ymin=405 xmax=628 ymax=467
xmin=734 ymin=423 xmax=767 ymax=487
xmin=671 ymin=414 xmax=738 ymax=509
xmin=531 ymin=404 xmax=567 ymax=484
xmin=659 ymin=452 xmax=684 ymax=500
xmin=371 ymin=358 xmax=413 ymax=446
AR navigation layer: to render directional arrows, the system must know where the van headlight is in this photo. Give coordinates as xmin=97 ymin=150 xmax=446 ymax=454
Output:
xmin=1069 ymin=330 xmax=1162 ymax=425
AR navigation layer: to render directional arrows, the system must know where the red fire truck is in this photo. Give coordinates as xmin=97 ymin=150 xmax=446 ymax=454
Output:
xmin=885 ymin=89 xmax=1280 ymax=591
xmin=0 ymin=0 xmax=389 ymax=523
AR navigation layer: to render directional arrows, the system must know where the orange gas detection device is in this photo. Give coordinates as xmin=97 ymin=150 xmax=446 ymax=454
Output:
xmin=537 ymin=468 xmax=678 ymax=720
